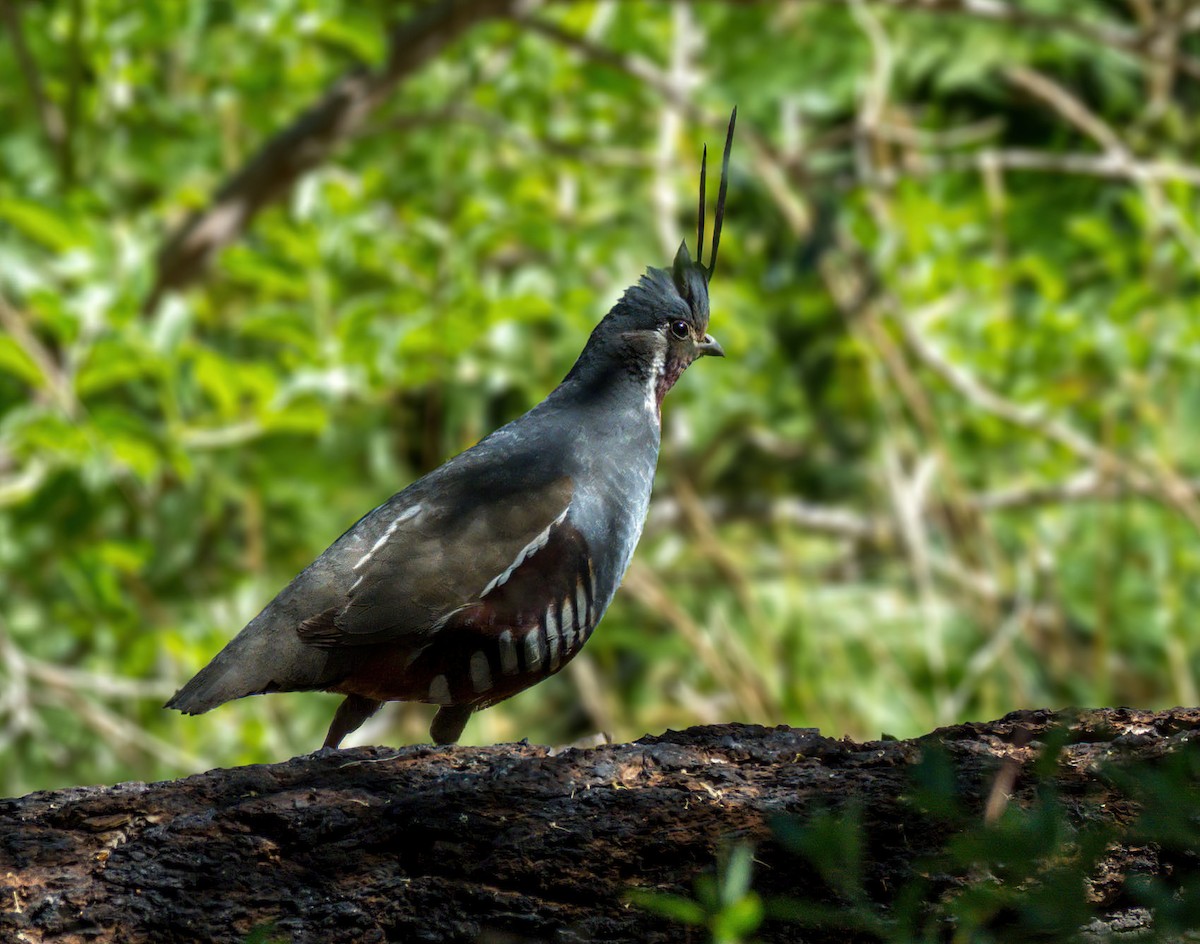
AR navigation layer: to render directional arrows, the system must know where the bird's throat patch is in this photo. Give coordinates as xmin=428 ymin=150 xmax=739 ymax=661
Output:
xmin=655 ymin=354 xmax=690 ymax=411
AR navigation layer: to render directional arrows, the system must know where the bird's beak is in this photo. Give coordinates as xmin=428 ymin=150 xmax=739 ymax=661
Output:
xmin=695 ymin=334 xmax=726 ymax=358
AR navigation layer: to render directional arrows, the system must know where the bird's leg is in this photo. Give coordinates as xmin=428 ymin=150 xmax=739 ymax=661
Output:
xmin=430 ymin=704 xmax=474 ymax=745
xmin=323 ymin=694 xmax=383 ymax=749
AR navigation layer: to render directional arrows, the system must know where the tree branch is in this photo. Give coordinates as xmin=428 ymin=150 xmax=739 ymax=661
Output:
xmin=144 ymin=0 xmax=540 ymax=314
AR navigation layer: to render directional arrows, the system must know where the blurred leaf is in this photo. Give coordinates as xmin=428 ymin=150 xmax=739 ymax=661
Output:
xmin=0 ymin=198 xmax=82 ymax=251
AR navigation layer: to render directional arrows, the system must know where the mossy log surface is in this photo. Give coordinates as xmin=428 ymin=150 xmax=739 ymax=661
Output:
xmin=3 ymin=707 xmax=1196 ymax=943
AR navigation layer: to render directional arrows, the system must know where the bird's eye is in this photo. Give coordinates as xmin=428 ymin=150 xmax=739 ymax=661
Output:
xmin=670 ymin=320 xmax=690 ymax=340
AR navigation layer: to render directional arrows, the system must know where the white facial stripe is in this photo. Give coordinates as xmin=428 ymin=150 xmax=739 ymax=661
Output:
xmin=355 ymin=503 xmax=422 ymax=571
xmin=480 ymin=506 xmax=571 ymax=597
xmin=644 ymin=343 xmax=666 ymax=416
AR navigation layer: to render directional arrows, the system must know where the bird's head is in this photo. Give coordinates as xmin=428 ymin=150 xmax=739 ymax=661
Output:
xmin=570 ymin=108 xmax=737 ymax=410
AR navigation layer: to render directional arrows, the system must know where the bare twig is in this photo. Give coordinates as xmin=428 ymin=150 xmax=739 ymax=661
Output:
xmin=522 ymin=15 xmax=813 ymax=236
xmin=61 ymin=0 xmax=83 ymax=188
xmin=622 ymin=565 xmax=779 ymax=723
xmin=821 ymin=0 xmax=1158 ymax=64
xmin=1128 ymin=0 xmax=1184 ymax=118
xmin=849 ymin=0 xmax=896 ymax=194
xmin=647 ymin=495 xmax=877 ymax=542
xmin=671 ymin=474 xmax=773 ymax=684
xmin=40 ymin=681 xmax=206 ymax=771
xmin=1005 ymin=65 xmax=1126 ymax=157
xmin=648 ymin=466 xmax=1200 ymax=548
xmin=0 ymin=456 xmax=46 ymax=508
xmin=816 ymin=0 xmax=1200 ymax=81
xmin=25 ymin=658 xmax=178 ymax=701
xmin=372 ymin=104 xmax=657 ymax=167
xmin=1006 ymin=64 xmax=1200 ymax=264
xmin=927 ymin=149 xmax=1200 ymax=186
xmin=873 ymin=117 xmax=1005 ymax=150
xmin=651 ymin=3 xmax=699 ymax=257
xmin=946 ymin=562 xmax=1035 ymax=720
xmin=0 ymin=292 xmax=77 ymax=417
xmin=0 ymin=627 xmax=38 ymax=747
xmin=882 ymin=441 xmax=948 ymax=682
xmin=565 ymin=654 xmax=616 ymax=738
xmin=895 ymin=307 xmax=1200 ymax=533
xmin=177 ymin=421 xmax=265 ymax=449
xmin=0 ymin=0 xmax=67 ymax=162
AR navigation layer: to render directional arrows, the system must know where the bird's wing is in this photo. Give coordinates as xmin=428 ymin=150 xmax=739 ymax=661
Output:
xmin=295 ymin=472 xmax=576 ymax=648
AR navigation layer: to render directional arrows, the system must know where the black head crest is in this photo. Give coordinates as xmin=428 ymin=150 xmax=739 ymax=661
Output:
xmin=673 ymin=106 xmax=737 ymax=293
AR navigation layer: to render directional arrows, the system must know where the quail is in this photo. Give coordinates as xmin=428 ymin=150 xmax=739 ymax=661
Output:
xmin=167 ymin=109 xmax=738 ymax=749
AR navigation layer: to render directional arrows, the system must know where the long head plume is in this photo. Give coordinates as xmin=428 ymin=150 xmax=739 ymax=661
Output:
xmin=672 ymin=107 xmax=737 ymax=301
xmin=705 ymin=107 xmax=734 ymax=280
xmin=699 ymin=106 xmax=736 ymax=281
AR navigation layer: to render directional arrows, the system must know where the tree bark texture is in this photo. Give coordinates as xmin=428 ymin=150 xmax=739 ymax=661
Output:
xmin=3 ymin=707 xmax=1197 ymax=942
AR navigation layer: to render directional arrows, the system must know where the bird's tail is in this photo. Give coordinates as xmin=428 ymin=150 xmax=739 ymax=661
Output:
xmin=164 ymin=641 xmax=258 ymax=715
xmin=165 ymin=616 xmax=335 ymax=714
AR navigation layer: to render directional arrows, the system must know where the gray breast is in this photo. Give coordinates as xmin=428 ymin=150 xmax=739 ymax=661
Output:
xmin=570 ymin=402 xmax=661 ymax=622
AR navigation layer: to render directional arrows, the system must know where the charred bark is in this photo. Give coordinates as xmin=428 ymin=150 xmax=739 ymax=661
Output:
xmin=2 ymin=707 xmax=1197 ymax=942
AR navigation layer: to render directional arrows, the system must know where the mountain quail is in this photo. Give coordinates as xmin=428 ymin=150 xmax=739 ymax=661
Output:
xmin=167 ymin=109 xmax=738 ymax=749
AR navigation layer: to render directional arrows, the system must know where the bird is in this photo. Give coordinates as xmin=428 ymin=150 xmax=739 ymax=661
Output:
xmin=166 ymin=108 xmax=738 ymax=750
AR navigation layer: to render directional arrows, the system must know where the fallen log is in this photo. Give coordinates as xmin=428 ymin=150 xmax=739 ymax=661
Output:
xmin=3 ymin=707 xmax=1198 ymax=942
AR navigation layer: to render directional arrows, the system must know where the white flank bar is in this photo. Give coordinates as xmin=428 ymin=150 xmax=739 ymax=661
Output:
xmin=561 ymin=596 xmax=577 ymax=648
xmin=469 ymin=651 xmax=493 ymax=693
xmin=524 ymin=628 xmax=543 ymax=671
xmin=429 ymin=674 xmax=452 ymax=705
xmin=575 ymin=582 xmax=589 ymax=633
xmin=498 ymin=630 xmax=518 ymax=675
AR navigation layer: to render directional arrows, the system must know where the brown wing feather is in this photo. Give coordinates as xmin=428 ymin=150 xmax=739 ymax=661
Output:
xmin=329 ymin=517 xmax=597 ymax=707
xmin=295 ymin=607 xmax=342 ymax=646
xmin=296 ymin=476 xmax=574 ymax=649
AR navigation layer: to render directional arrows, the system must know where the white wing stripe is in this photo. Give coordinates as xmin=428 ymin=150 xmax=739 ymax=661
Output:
xmin=480 ymin=505 xmax=570 ymax=597
xmin=354 ymin=503 xmax=422 ymax=571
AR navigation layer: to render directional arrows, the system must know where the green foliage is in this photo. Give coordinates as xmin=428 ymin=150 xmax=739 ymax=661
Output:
xmin=2 ymin=1 xmax=1200 ymax=795
xmin=770 ymin=804 xmax=892 ymax=937
xmin=627 ymin=843 xmax=765 ymax=944
xmin=242 ymin=923 xmax=289 ymax=944
xmin=633 ymin=739 xmax=1200 ymax=942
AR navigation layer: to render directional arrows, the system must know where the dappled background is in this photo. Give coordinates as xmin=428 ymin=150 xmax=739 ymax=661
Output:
xmin=2 ymin=0 xmax=1199 ymax=795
